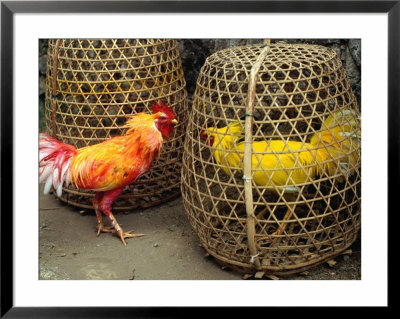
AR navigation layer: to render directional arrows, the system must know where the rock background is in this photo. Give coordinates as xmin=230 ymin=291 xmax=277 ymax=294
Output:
xmin=39 ymin=39 xmax=361 ymax=131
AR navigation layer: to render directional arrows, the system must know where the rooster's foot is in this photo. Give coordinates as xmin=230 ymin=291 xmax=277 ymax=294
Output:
xmin=117 ymin=229 xmax=144 ymax=246
xmin=97 ymin=224 xmax=115 ymax=236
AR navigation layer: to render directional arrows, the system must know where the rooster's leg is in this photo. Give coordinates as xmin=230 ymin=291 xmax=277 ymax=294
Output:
xmin=256 ymin=199 xmax=295 ymax=237
xmin=100 ymin=188 xmax=144 ymax=246
xmin=102 ymin=210 xmax=144 ymax=246
xmin=93 ymin=192 xmax=114 ymax=235
xmin=255 ymin=206 xmax=292 ymax=237
xmin=271 ymin=192 xmax=297 ymax=241
xmin=258 ymin=193 xmax=296 ymax=245
xmin=272 ymin=207 xmax=293 ymax=236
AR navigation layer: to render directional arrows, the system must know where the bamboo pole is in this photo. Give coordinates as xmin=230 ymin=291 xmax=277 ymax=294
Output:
xmin=244 ymin=44 xmax=271 ymax=270
xmin=51 ymin=39 xmax=61 ymax=138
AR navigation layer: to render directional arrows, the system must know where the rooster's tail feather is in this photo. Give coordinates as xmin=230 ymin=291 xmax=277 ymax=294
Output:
xmin=39 ymin=133 xmax=77 ymax=197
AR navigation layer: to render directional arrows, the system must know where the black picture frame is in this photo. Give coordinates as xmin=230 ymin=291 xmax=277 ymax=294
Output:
xmin=1 ymin=0 xmax=396 ymax=317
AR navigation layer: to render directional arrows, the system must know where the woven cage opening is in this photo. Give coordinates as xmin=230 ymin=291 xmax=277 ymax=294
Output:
xmin=45 ymin=39 xmax=188 ymax=210
xmin=181 ymin=43 xmax=361 ymax=275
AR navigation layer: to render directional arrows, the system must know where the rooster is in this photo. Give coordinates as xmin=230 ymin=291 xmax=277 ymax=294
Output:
xmin=199 ymin=121 xmax=244 ymax=176
xmin=310 ymin=108 xmax=361 ymax=180
xmin=199 ymin=108 xmax=360 ymax=235
xmin=39 ymin=101 xmax=178 ymax=245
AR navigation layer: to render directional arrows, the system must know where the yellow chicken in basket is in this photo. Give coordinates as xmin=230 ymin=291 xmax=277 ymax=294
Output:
xmin=199 ymin=108 xmax=360 ymax=236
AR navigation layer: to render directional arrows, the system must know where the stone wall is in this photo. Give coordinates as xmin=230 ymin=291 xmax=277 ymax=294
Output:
xmin=178 ymin=39 xmax=361 ymax=103
xmin=39 ymin=39 xmax=361 ymax=131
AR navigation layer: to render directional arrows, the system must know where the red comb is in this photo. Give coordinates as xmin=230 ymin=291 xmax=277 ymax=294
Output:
xmin=199 ymin=125 xmax=208 ymax=141
xmin=151 ymin=101 xmax=175 ymax=118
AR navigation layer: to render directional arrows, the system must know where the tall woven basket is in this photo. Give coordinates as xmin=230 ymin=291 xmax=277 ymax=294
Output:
xmin=181 ymin=43 xmax=361 ymax=276
xmin=44 ymin=39 xmax=188 ymax=210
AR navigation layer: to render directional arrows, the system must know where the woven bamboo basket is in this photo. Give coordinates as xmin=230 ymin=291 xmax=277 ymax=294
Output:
xmin=181 ymin=43 xmax=361 ymax=276
xmin=44 ymin=39 xmax=188 ymax=210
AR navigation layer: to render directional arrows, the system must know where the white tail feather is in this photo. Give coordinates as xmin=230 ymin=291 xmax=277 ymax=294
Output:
xmin=52 ymin=167 xmax=60 ymax=193
xmin=56 ymin=183 xmax=63 ymax=197
xmin=39 ymin=165 xmax=52 ymax=183
xmin=39 ymin=133 xmax=76 ymax=197
xmin=65 ymin=169 xmax=71 ymax=187
xmin=44 ymin=176 xmax=53 ymax=194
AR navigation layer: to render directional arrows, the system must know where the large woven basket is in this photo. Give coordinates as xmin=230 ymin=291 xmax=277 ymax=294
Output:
xmin=181 ymin=43 xmax=361 ymax=276
xmin=44 ymin=39 xmax=188 ymax=210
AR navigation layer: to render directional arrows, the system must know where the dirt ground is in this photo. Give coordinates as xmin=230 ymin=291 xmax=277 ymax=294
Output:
xmin=39 ymin=185 xmax=361 ymax=281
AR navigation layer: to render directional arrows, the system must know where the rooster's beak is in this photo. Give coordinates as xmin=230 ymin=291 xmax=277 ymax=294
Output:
xmin=171 ymin=119 xmax=178 ymax=125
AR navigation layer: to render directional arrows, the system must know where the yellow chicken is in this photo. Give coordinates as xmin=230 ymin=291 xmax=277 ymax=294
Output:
xmin=199 ymin=121 xmax=244 ymax=176
xmin=310 ymin=109 xmax=361 ymax=180
xmin=199 ymin=108 xmax=360 ymax=236
xmin=200 ymin=126 xmax=327 ymax=191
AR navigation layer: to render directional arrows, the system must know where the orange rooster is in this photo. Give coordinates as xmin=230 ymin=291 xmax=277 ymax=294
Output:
xmin=39 ymin=101 xmax=178 ymax=245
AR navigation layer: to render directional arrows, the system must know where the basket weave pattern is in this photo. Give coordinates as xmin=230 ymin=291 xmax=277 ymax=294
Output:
xmin=45 ymin=39 xmax=188 ymax=209
xmin=181 ymin=43 xmax=361 ymax=275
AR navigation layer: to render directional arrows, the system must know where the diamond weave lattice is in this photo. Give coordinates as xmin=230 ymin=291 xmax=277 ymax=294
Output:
xmin=181 ymin=43 xmax=361 ymax=275
xmin=45 ymin=39 xmax=188 ymax=210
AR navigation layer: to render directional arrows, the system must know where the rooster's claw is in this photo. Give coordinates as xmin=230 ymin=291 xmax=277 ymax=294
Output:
xmin=96 ymin=224 xmax=114 ymax=236
xmin=118 ymin=230 xmax=144 ymax=246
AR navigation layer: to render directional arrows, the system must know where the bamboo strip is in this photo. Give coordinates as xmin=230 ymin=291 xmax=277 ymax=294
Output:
xmin=51 ymin=39 xmax=61 ymax=137
xmin=244 ymin=44 xmax=271 ymax=269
